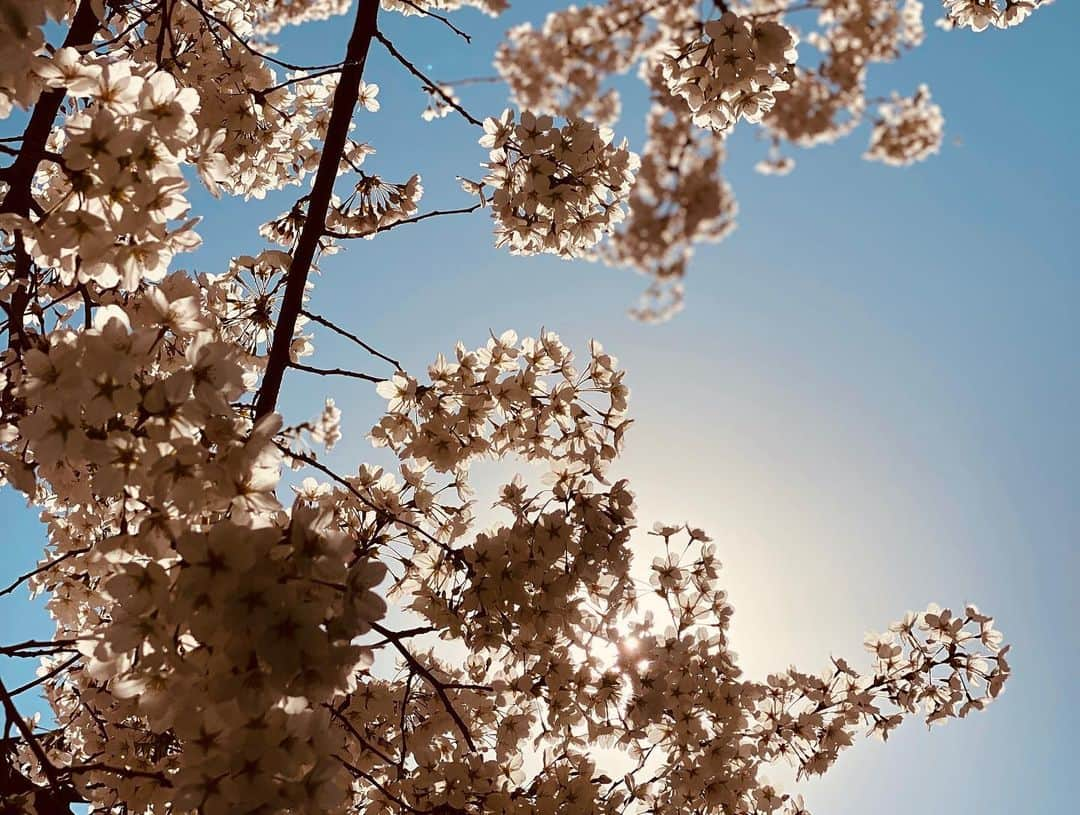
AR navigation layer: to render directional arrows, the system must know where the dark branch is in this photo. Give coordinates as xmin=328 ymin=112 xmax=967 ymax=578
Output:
xmin=374 ymin=32 xmax=485 ymax=128
xmin=0 ymin=0 xmax=99 ymax=352
xmin=324 ymin=202 xmax=484 ymax=240
xmin=369 ymin=620 xmax=478 ymax=751
xmin=0 ymin=677 xmax=63 ymax=791
xmin=254 ymin=0 xmax=382 ymax=420
xmin=10 ymin=656 xmax=81 ymax=698
xmin=0 ymin=640 xmax=78 ymax=658
xmin=289 ymin=362 xmax=381 ymax=383
xmin=184 ymin=0 xmax=358 ymax=72
xmin=0 ymin=547 xmax=90 ymax=599
xmin=400 ymin=0 xmax=472 ymax=42
xmin=300 ymin=309 xmax=403 ymax=371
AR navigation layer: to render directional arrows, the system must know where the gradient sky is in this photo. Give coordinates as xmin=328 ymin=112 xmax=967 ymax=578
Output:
xmin=2 ymin=2 xmax=1078 ymax=813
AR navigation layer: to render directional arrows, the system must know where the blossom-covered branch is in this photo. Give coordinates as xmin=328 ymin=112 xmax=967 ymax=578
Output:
xmin=254 ymin=0 xmax=381 ymax=419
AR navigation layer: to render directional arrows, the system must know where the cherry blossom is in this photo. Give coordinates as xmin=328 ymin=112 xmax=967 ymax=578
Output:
xmin=942 ymin=0 xmax=1050 ymax=29
xmin=480 ymin=110 xmax=639 ymax=257
xmin=660 ymin=12 xmax=798 ymax=135
xmin=864 ymin=84 xmax=944 ymax=166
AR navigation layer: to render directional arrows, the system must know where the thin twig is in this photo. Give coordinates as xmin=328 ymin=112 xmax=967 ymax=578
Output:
xmin=0 ymin=547 xmax=90 ymax=599
xmin=289 ymin=362 xmax=381 ymax=383
xmin=184 ymin=0 xmax=358 ymax=72
xmin=255 ymin=64 xmax=347 ymax=95
xmin=325 ymin=202 xmax=483 ymax=240
xmin=10 ymin=656 xmax=81 ymax=697
xmin=300 ymin=309 xmax=402 ymax=371
xmin=369 ymin=620 xmax=478 ymax=751
xmin=400 ymin=0 xmax=472 ymax=42
xmin=0 ymin=677 xmax=63 ymax=790
xmin=374 ymin=31 xmax=484 ymax=128
xmin=436 ymin=75 xmax=503 ymax=87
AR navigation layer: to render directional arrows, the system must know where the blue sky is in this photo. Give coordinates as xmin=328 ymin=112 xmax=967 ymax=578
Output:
xmin=3 ymin=2 xmax=1078 ymax=812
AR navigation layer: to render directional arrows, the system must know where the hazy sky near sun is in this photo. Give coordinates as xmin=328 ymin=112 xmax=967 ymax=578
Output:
xmin=2 ymin=2 xmax=1078 ymax=813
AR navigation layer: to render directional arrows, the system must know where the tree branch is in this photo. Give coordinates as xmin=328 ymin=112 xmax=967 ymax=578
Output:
xmin=9 ymin=656 xmax=81 ymax=698
xmin=67 ymin=762 xmax=174 ymax=786
xmin=0 ymin=547 xmax=90 ymax=599
xmin=289 ymin=362 xmax=381 ymax=383
xmin=400 ymin=0 xmax=472 ymax=42
xmin=368 ymin=620 xmax=478 ymax=751
xmin=374 ymin=32 xmax=484 ymax=128
xmin=0 ymin=677 xmax=63 ymax=791
xmin=254 ymin=0 xmax=381 ymax=420
xmin=1 ymin=0 xmax=99 ymax=352
xmin=300 ymin=309 xmax=402 ymax=371
xmin=324 ymin=202 xmax=484 ymax=240
xmin=0 ymin=640 xmax=77 ymax=658
xmin=184 ymin=0 xmax=358 ymax=72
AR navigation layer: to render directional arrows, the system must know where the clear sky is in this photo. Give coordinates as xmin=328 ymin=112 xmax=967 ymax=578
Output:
xmin=2 ymin=2 xmax=1078 ymax=813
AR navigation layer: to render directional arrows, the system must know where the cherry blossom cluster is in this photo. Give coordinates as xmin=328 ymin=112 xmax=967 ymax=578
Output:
xmin=764 ymin=71 xmax=866 ymax=150
xmin=256 ymin=0 xmax=354 ymax=33
xmin=326 ymin=173 xmax=424 ymax=238
xmin=75 ymin=507 xmax=388 ymax=815
xmin=420 ymin=84 xmax=461 ymax=121
xmin=605 ymin=106 xmax=737 ymax=323
xmin=4 ymin=274 xmax=264 ymax=508
xmin=606 ymin=526 xmax=1011 ymax=813
xmin=495 ymin=1 xmax=666 ymax=127
xmin=0 ymin=0 xmax=67 ymax=117
xmin=0 ymin=268 xmax=369 ymax=812
xmin=372 ymin=330 xmax=629 ymax=476
xmin=864 ymin=84 xmax=944 ymax=166
xmin=257 ymin=133 xmax=419 ymax=248
xmin=203 ymin=249 xmax=305 ymax=354
xmin=761 ymin=0 xmax=923 ymax=156
xmin=941 ymin=0 xmax=1049 ymax=30
xmin=0 ymin=0 xmax=375 ymax=302
xmin=479 ymin=110 xmax=640 ymax=257
xmin=469 ymin=0 xmax=1049 ymax=314
xmin=2 ymin=51 xmax=200 ymax=291
xmin=113 ymin=1 xmax=348 ymax=202
xmin=0 ymin=316 xmax=1015 ymax=815
xmin=808 ymin=0 xmax=926 ymax=85
xmin=660 ymin=13 xmax=798 ymax=135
